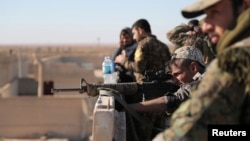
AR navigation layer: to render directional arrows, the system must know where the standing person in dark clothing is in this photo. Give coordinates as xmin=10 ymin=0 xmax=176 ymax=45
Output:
xmin=112 ymin=27 xmax=137 ymax=82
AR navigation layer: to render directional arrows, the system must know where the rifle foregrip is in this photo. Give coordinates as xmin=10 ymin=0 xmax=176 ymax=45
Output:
xmin=86 ymin=83 xmax=138 ymax=97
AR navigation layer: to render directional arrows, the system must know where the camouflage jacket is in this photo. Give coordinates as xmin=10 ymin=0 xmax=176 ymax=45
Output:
xmin=153 ymin=9 xmax=250 ymax=141
xmin=166 ymin=24 xmax=216 ymax=65
xmin=124 ymin=35 xmax=171 ymax=83
xmin=165 ymin=72 xmax=204 ymax=114
xmin=166 ymin=23 xmax=190 ymax=49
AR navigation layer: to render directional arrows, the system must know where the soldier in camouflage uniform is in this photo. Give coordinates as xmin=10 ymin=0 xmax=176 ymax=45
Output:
xmin=167 ymin=19 xmax=216 ymax=65
xmin=115 ymin=19 xmax=171 ymax=141
xmin=153 ymin=0 xmax=250 ymax=140
xmin=128 ymin=46 xmax=206 ymax=120
xmin=115 ymin=19 xmax=171 ymax=83
xmin=123 ymin=47 xmax=206 ymax=141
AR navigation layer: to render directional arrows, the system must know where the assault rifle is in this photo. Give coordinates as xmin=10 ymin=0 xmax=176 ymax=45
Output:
xmin=51 ymin=74 xmax=179 ymax=102
xmin=51 ymin=71 xmax=179 ymax=140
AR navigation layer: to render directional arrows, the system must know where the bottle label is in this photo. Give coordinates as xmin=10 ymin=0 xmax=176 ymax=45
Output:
xmin=103 ymin=65 xmax=112 ymax=74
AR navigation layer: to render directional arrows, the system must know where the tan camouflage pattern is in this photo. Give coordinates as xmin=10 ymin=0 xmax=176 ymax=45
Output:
xmin=124 ymin=35 xmax=171 ymax=83
xmin=181 ymin=0 xmax=221 ymax=18
xmin=153 ymin=9 xmax=250 ymax=141
xmin=167 ymin=24 xmax=190 ymax=50
xmin=167 ymin=24 xmax=215 ymax=65
xmin=161 ymin=42 xmax=250 ymax=141
xmin=173 ymin=46 xmax=206 ymax=67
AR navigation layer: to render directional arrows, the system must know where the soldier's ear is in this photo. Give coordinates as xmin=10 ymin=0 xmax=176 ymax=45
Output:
xmin=190 ymin=61 xmax=199 ymax=72
xmin=138 ymin=27 xmax=145 ymax=35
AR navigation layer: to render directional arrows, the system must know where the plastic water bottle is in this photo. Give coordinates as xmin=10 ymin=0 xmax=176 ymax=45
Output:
xmin=102 ymin=56 xmax=116 ymax=84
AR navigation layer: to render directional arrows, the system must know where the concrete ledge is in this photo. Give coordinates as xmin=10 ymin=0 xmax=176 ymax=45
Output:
xmin=92 ymin=92 xmax=126 ymax=141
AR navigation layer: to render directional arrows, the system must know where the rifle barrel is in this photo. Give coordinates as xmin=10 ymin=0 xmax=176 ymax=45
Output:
xmin=51 ymin=88 xmax=83 ymax=93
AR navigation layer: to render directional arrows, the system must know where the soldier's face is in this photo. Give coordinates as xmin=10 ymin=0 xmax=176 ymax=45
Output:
xmin=170 ymin=64 xmax=195 ymax=85
xmin=132 ymin=27 xmax=144 ymax=42
xmin=202 ymin=0 xmax=234 ymax=44
xmin=120 ymin=34 xmax=133 ymax=47
xmin=132 ymin=28 xmax=139 ymax=42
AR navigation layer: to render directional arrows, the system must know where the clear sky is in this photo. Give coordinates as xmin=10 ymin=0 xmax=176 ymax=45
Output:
xmin=0 ymin=0 xmax=199 ymax=45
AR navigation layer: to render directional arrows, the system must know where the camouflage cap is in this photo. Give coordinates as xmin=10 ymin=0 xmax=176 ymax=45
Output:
xmin=181 ymin=0 xmax=221 ymax=18
xmin=172 ymin=46 xmax=206 ymax=67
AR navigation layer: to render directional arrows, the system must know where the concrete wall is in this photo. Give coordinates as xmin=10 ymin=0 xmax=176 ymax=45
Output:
xmin=43 ymin=61 xmax=102 ymax=84
xmin=0 ymin=79 xmax=18 ymax=98
xmin=0 ymin=96 xmax=97 ymax=141
xmin=0 ymin=54 xmax=19 ymax=97
xmin=0 ymin=54 xmax=18 ymax=87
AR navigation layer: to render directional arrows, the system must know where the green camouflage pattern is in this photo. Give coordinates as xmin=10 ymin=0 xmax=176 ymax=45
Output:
xmin=153 ymin=9 xmax=250 ymax=141
xmin=167 ymin=24 xmax=215 ymax=64
xmin=124 ymin=35 xmax=171 ymax=83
